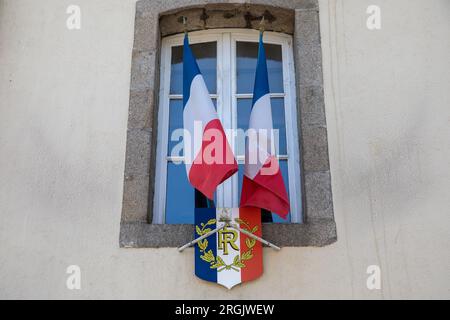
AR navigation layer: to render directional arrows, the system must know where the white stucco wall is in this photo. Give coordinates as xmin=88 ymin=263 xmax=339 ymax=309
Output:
xmin=0 ymin=0 xmax=448 ymax=299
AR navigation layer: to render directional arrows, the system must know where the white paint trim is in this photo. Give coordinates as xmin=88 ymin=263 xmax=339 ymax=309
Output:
xmin=168 ymin=94 xmax=218 ymax=99
xmin=235 ymin=93 xmax=285 ymax=99
xmin=230 ymin=34 xmax=239 ymax=207
xmin=220 ymin=32 xmax=232 ymax=209
xmin=153 ymin=41 xmax=171 ymax=224
xmin=283 ymin=36 xmax=302 ymax=223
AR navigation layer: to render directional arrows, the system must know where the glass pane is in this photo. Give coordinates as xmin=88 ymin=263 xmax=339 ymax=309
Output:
xmin=238 ymin=160 xmax=291 ymax=223
xmin=165 ymin=162 xmax=194 ymax=224
xmin=236 ymin=99 xmax=251 ymax=157
xmin=165 ymin=161 xmax=218 ymax=224
xmin=170 ymin=42 xmax=217 ymax=94
xmin=168 ymin=99 xmax=183 ymax=156
xmin=236 ymin=98 xmax=287 ymax=156
xmin=168 ymin=99 xmax=216 ymax=157
xmin=271 ymin=98 xmax=287 ymax=155
xmin=236 ymin=41 xmax=283 ymax=94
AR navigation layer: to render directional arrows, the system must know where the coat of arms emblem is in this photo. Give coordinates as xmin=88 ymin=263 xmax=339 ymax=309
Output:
xmin=194 ymin=207 xmax=263 ymax=289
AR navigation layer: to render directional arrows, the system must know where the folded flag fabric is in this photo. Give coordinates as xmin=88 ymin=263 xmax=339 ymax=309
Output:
xmin=240 ymin=33 xmax=290 ymax=218
xmin=183 ymin=34 xmax=238 ymax=199
xmin=194 ymin=207 xmax=263 ymax=289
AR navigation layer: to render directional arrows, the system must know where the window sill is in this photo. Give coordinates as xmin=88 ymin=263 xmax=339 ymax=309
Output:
xmin=119 ymin=219 xmax=337 ymax=248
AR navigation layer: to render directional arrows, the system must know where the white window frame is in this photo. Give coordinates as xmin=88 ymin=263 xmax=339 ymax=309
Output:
xmin=153 ymin=29 xmax=302 ymax=224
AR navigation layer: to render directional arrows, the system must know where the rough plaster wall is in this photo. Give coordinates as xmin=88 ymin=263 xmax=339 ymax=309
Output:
xmin=0 ymin=0 xmax=449 ymax=299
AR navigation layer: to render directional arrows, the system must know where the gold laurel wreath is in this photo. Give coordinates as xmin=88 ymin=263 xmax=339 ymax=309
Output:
xmin=196 ymin=218 xmax=258 ymax=272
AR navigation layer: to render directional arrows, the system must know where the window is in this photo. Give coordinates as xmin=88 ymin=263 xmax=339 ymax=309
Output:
xmin=121 ymin=3 xmax=336 ymax=248
xmin=153 ymin=29 xmax=302 ymax=224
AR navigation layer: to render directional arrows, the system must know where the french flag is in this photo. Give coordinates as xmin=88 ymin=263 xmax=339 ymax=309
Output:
xmin=240 ymin=33 xmax=290 ymax=218
xmin=183 ymin=34 xmax=238 ymax=199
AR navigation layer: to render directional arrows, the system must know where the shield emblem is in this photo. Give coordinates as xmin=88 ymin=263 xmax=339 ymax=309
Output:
xmin=194 ymin=207 xmax=263 ymax=289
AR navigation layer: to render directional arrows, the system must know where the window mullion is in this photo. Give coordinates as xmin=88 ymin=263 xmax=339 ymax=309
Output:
xmin=282 ymin=38 xmax=302 ymax=223
xmin=230 ymin=34 xmax=239 ymax=207
xmin=219 ymin=32 xmax=233 ymax=208
xmin=214 ymin=33 xmax=225 ymax=208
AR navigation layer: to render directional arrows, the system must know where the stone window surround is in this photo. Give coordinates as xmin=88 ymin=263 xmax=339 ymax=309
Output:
xmin=120 ymin=0 xmax=336 ymax=248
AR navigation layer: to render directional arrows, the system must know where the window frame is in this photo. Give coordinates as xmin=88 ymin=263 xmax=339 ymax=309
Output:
xmin=153 ymin=29 xmax=302 ymax=224
xmin=153 ymin=32 xmax=223 ymax=224
xmin=230 ymin=30 xmax=302 ymax=222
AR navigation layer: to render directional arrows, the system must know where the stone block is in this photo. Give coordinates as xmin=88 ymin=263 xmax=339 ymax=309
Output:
xmin=128 ymin=89 xmax=154 ymax=130
xmin=124 ymin=128 xmax=152 ymax=176
xmin=301 ymin=126 xmax=330 ymax=172
xmin=298 ymin=85 xmax=326 ymax=126
xmin=295 ymin=9 xmax=320 ymax=47
xmin=121 ymin=174 xmax=150 ymax=222
xmin=130 ymin=50 xmax=156 ymax=91
xmin=304 ymin=171 xmax=334 ymax=219
xmin=133 ymin=10 xmax=159 ymax=51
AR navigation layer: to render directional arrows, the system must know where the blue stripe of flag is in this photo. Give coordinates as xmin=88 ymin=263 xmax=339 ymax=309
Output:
xmin=252 ymin=33 xmax=270 ymax=106
xmin=194 ymin=208 xmax=217 ymax=283
xmin=183 ymin=34 xmax=201 ymax=107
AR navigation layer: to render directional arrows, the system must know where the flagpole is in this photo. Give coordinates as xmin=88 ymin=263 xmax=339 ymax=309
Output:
xmin=229 ymin=223 xmax=281 ymax=251
xmin=178 ymin=212 xmax=282 ymax=252
xmin=182 ymin=15 xmax=188 ymax=35
xmin=258 ymin=15 xmax=275 ymax=225
xmin=178 ymin=222 xmax=281 ymax=252
xmin=259 ymin=15 xmax=265 ymax=35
